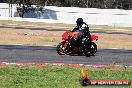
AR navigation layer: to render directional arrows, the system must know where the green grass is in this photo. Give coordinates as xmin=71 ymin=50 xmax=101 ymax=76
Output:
xmin=0 ymin=66 xmax=131 ymax=88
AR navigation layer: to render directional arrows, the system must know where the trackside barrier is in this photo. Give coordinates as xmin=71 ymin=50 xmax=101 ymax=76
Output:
xmin=0 ymin=3 xmax=132 ymax=27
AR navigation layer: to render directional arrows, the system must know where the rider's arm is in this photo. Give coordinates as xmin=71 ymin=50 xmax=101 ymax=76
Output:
xmin=72 ymin=26 xmax=78 ymax=32
xmin=82 ymin=23 xmax=90 ymax=33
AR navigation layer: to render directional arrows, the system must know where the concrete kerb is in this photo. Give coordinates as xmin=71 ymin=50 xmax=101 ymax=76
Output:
xmin=0 ymin=61 xmax=131 ymax=68
xmin=0 ymin=61 xmax=84 ymax=67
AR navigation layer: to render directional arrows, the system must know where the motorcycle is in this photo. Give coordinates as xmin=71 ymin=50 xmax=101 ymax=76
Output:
xmin=57 ymin=31 xmax=98 ymax=56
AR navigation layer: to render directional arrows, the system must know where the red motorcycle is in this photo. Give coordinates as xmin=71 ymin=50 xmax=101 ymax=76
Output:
xmin=57 ymin=31 xmax=98 ymax=56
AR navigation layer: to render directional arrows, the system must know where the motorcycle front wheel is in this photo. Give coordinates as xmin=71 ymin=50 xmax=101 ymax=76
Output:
xmin=57 ymin=42 xmax=65 ymax=55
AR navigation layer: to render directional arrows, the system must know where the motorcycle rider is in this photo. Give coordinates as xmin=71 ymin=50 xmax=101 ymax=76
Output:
xmin=72 ymin=18 xmax=91 ymax=44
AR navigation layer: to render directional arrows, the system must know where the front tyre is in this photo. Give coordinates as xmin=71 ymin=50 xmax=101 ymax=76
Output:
xmin=84 ymin=42 xmax=97 ymax=57
xmin=57 ymin=42 xmax=65 ymax=55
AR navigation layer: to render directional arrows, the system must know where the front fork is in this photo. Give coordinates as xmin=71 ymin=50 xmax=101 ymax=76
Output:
xmin=62 ymin=41 xmax=72 ymax=54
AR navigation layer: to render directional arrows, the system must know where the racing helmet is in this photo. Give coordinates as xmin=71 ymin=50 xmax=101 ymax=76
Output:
xmin=76 ymin=18 xmax=83 ymax=26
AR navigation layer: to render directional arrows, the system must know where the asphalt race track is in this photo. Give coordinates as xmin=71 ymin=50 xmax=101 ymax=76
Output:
xmin=0 ymin=45 xmax=132 ymax=66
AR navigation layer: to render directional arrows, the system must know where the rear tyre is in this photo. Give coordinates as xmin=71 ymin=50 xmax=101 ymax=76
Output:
xmin=57 ymin=42 xmax=65 ymax=55
xmin=84 ymin=42 xmax=97 ymax=57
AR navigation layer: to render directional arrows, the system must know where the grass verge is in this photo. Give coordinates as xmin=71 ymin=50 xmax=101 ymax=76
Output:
xmin=0 ymin=20 xmax=132 ymax=49
xmin=0 ymin=65 xmax=131 ymax=88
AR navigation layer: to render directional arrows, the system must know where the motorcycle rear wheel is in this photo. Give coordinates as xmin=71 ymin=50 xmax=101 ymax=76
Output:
xmin=84 ymin=42 xmax=97 ymax=57
xmin=57 ymin=42 xmax=65 ymax=55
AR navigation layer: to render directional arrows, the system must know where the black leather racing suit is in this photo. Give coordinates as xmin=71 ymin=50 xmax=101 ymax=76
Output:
xmin=72 ymin=22 xmax=91 ymax=44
